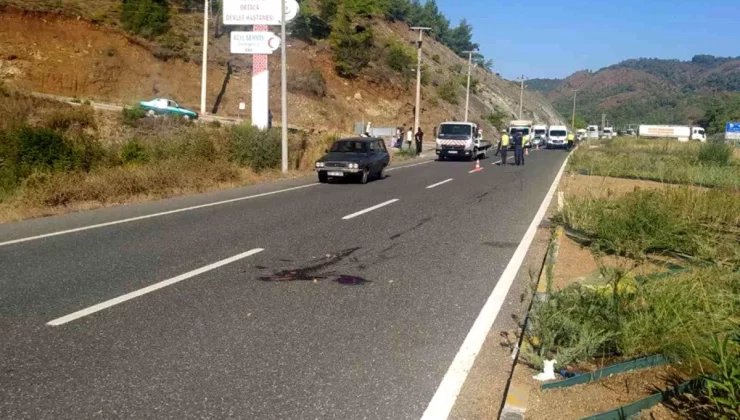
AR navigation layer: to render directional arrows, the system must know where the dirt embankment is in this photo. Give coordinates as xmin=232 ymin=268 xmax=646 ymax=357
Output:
xmin=0 ymin=8 xmax=564 ymax=134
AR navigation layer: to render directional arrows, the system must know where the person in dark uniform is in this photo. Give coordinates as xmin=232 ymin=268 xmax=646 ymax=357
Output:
xmin=513 ymin=131 xmax=525 ymax=166
xmin=415 ymin=127 xmax=424 ymax=155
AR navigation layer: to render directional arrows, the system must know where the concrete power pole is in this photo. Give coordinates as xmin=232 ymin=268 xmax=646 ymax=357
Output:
xmin=518 ymin=75 xmax=526 ymax=119
xmin=571 ymin=90 xmax=578 ymax=129
xmin=280 ymin=0 xmax=288 ymax=173
xmin=200 ymin=0 xmax=209 ymax=115
xmin=602 ymin=113 xmax=606 ymax=129
xmin=411 ymin=27 xmax=431 ymax=134
xmin=463 ymin=50 xmax=477 ymax=122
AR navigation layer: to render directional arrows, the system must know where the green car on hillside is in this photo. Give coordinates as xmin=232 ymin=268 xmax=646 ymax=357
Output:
xmin=139 ymin=98 xmax=199 ymax=120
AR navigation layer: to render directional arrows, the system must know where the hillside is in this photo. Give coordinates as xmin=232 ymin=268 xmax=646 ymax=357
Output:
xmin=0 ymin=0 xmax=564 ymax=136
xmin=529 ymin=55 xmax=740 ymax=131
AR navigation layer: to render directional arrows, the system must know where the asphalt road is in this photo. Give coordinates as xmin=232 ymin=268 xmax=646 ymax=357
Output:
xmin=0 ymin=148 xmax=569 ymax=419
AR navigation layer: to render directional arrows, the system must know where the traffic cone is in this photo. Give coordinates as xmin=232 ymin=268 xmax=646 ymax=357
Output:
xmin=470 ymin=158 xmax=482 ymax=173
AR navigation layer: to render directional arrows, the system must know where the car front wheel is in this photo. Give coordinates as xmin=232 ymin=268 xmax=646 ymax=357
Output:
xmin=318 ymin=172 xmax=328 ymax=183
xmin=360 ymin=168 xmax=369 ymax=184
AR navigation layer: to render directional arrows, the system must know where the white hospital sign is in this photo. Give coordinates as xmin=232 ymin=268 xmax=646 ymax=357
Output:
xmin=222 ymin=0 xmax=299 ymax=25
xmin=230 ymin=31 xmax=281 ymax=54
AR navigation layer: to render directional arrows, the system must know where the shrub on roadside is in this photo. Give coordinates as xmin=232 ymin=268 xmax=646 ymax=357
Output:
xmin=437 ymin=79 xmax=459 ymax=104
xmin=229 ymin=125 xmax=280 ymax=172
xmin=122 ymin=106 xmax=147 ymax=126
xmin=120 ymin=140 xmax=151 ymax=164
xmin=523 ymin=268 xmax=738 ymax=368
xmin=386 ymin=40 xmax=415 ymax=74
xmin=697 ymin=142 xmax=732 ymax=166
xmin=44 ymin=105 xmax=96 ymax=131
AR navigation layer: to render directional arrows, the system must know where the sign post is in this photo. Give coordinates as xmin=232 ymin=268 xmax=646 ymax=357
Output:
xmin=223 ymin=0 xmax=298 ymax=170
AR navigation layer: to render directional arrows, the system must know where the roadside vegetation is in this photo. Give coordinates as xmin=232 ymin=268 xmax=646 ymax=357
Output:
xmin=0 ymin=86 xmax=336 ymax=221
xmin=568 ymin=138 xmax=740 ymax=189
xmin=523 ymin=138 xmax=740 ymax=417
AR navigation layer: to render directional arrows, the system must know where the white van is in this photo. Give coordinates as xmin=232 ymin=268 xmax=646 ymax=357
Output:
xmin=533 ymin=124 xmax=547 ymax=147
xmin=546 ymin=125 xmax=568 ymax=149
xmin=587 ymin=125 xmax=599 ymax=139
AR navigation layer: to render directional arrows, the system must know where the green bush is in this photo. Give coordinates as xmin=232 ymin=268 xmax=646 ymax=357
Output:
xmin=330 ymin=8 xmax=374 ymax=78
xmin=524 ymin=268 xmax=738 ymax=368
xmin=386 ymin=41 xmax=415 ymax=73
xmin=697 ymin=142 xmax=732 ymax=166
xmin=701 ymin=333 xmax=740 ymax=418
xmin=120 ymin=0 xmax=170 ymax=39
xmin=44 ymin=105 xmax=96 ymax=131
xmin=437 ymin=79 xmax=459 ymax=104
xmin=122 ymin=106 xmax=147 ymax=126
xmin=229 ymin=125 xmax=280 ymax=172
xmin=483 ymin=107 xmax=508 ymax=131
xmin=558 ymin=188 xmax=740 ymax=265
xmin=121 ymin=140 xmax=151 ymax=164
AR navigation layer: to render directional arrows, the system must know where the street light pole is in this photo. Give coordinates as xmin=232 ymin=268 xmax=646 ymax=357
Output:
xmin=518 ymin=75 xmax=526 ymax=119
xmin=280 ymin=0 xmax=288 ymax=173
xmin=463 ymin=50 xmax=477 ymax=122
xmin=571 ymin=90 xmax=578 ymax=129
xmin=411 ymin=27 xmax=431 ymax=135
xmin=200 ymin=0 xmax=209 ymax=115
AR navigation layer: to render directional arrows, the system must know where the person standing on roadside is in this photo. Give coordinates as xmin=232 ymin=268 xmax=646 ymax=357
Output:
xmin=567 ymin=131 xmax=575 ymax=150
xmin=498 ymin=132 xmax=510 ymax=165
xmin=415 ymin=127 xmax=424 ymax=155
xmin=405 ymin=126 xmax=414 ymax=151
xmin=513 ymin=131 xmax=525 ymax=166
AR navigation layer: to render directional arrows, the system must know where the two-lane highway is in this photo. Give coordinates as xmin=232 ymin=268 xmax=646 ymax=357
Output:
xmin=0 ymin=149 xmax=569 ymax=419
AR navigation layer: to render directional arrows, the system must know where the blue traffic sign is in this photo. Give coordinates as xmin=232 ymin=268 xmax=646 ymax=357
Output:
xmin=726 ymin=122 xmax=740 ymax=132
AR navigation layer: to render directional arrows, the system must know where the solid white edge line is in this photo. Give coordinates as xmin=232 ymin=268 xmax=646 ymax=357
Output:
xmin=0 ymin=184 xmax=319 ymax=247
xmin=341 ymin=199 xmax=399 ymax=220
xmin=426 ymin=178 xmax=454 ymax=189
xmin=420 ymin=153 xmax=571 ymax=420
xmin=47 ymin=248 xmax=264 ymax=326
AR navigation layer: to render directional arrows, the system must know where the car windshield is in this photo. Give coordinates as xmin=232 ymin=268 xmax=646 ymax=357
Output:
xmin=330 ymin=140 xmax=369 ymax=153
xmin=550 ymin=130 xmax=567 ymax=136
xmin=439 ymin=124 xmax=473 ymax=136
xmin=510 ymin=128 xmax=530 ymax=136
xmin=534 ymin=129 xmax=546 ymax=135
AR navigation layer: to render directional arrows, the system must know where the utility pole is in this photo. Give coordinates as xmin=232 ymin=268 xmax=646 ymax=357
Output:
xmin=571 ymin=90 xmax=578 ymax=129
xmin=411 ymin=27 xmax=431 ymax=134
xmin=200 ymin=0 xmax=209 ymax=115
xmin=601 ymin=113 xmax=606 ymax=129
xmin=517 ymin=75 xmax=526 ymax=119
xmin=463 ymin=49 xmax=477 ymax=122
xmin=280 ymin=0 xmax=288 ymax=173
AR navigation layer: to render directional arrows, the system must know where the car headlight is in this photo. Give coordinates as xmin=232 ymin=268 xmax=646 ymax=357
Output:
xmin=315 ymin=162 xmax=324 ymax=168
xmin=349 ymin=163 xmax=358 ymax=169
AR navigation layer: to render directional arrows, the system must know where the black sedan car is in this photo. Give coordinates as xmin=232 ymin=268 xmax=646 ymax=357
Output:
xmin=315 ymin=137 xmax=390 ymax=184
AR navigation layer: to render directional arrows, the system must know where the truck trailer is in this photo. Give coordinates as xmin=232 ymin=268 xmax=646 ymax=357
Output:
xmin=638 ymin=125 xmax=706 ymax=142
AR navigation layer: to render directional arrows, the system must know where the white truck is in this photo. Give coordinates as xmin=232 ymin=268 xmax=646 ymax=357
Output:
xmin=587 ymin=125 xmax=599 ymax=139
xmin=638 ymin=125 xmax=706 ymax=142
xmin=508 ymin=120 xmax=533 ymax=148
xmin=435 ymin=121 xmax=492 ymax=160
xmin=546 ymin=125 xmax=569 ymax=149
xmin=601 ymin=126 xmax=615 ymax=139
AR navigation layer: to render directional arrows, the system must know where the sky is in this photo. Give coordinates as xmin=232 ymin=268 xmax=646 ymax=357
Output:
xmin=435 ymin=0 xmax=740 ymax=80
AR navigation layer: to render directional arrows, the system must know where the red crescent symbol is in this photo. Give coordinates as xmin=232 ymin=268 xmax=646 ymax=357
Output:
xmin=268 ymin=36 xmax=279 ymax=50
